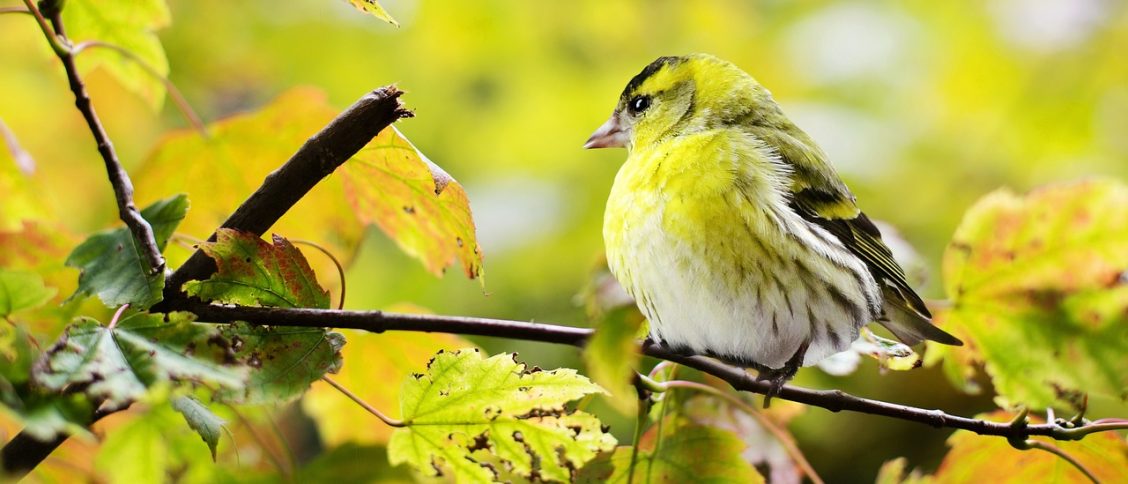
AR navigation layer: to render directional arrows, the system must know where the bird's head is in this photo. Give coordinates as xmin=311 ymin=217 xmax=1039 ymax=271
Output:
xmin=585 ymin=53 xmax=774 ymax=151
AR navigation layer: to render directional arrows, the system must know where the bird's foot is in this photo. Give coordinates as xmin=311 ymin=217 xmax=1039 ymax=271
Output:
xmin=756 ymin=339 xmax=810 ymax=408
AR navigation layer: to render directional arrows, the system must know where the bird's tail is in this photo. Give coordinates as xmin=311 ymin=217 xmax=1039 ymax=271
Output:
xmin=877 ymin=287 xmax=963 ymax=346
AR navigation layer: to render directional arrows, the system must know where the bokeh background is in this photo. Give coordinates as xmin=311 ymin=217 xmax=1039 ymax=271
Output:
xmin=2 ymin=0 xmax=1126 ymax=481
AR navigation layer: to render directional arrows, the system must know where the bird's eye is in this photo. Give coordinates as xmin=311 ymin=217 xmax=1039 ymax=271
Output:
xmin=628 ymin=95 xmax=652 ymax=114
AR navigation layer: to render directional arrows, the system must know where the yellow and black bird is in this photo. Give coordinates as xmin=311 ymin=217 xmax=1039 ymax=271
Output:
xmin=587 ymin=54 xmax=962 ymax=398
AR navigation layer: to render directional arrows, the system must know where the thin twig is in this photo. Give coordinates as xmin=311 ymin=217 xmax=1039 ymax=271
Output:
xmin=71 ymin=41 xmax=207 ymax=135
xmin=320 ymin=376 xmax=405 ymax=427
xmin=160 ymin=301 xmax=1126 ymax=442
xmin=0 ymin=6 xmax=31 ymax=15
xmin=30 ymin=5 xmax=166 ymax=275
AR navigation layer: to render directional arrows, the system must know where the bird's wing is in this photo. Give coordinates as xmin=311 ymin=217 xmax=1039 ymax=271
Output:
xmin=750 ymin=126 xmax=932 ymax=318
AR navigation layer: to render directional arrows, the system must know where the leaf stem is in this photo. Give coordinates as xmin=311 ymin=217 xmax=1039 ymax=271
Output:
xmin=18 ymin=0 xmax=66 ymax=56
xmin=1016 ymin=439 xmax=1098 ymax=483
xmin=70 ymin=40 xmax=207 ymax=136
xmin=106 ymin=304 xmax=130 ymax=330
xmin=320 ymin=376 xmax=405 ymax=427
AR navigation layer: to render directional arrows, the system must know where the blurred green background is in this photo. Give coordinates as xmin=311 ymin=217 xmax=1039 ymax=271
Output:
xmin=2 ymin=0 xmax=1126 ymax=480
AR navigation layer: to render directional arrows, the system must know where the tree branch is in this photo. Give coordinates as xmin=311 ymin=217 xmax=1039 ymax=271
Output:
xmin=2 ymin=82 xmax=411 ymax=478
xmin=157 ymin=85 xmax=412 ymax=306
xmin=162 ymin=300 xmax=1112 ymax=442
xmin=39 ymin=7 xmax=166 ymax=275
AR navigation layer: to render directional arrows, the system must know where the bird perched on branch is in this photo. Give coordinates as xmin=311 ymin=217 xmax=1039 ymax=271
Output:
xmin=586 ymin=54 xmax=962 ymax=401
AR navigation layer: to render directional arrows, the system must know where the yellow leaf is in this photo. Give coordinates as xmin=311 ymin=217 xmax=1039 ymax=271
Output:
xmin=134 ymin=88 xmax=364 ymax=279
xmin=345 ymin=0 xmax=399 ymax=26
xmin=341 ymin=127 xmax=484 ymax=281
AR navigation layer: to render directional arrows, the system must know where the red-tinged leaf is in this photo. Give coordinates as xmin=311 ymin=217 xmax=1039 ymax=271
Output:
xmin=929 ymin=179 xmax=1128 ymax=409
xmin=344 ymin=0 xmax=399 ymax=26
xmin=341 ymin=126 xmax=483 ymax=281
xmin=932 ymin=412 xmax=1128 ymax=483
xmin=184 ymin=229 xmax=330 ymax=309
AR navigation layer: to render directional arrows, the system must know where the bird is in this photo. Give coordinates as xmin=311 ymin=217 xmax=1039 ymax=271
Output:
xmin=586 ymin=54 xmax=962 ymax=401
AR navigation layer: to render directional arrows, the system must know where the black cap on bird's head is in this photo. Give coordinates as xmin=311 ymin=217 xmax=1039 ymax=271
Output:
xmin=585 ymin=54 xmax=766 ymax=150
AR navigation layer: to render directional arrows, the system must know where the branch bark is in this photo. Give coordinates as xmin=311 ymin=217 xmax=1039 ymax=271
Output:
xmin=161 ymin=300 xmax=1104 ymax=442
xmin=1 ymin=80 xmax=410 ymax=477
xmin=158 ymin=85 xmax=412 ymax=306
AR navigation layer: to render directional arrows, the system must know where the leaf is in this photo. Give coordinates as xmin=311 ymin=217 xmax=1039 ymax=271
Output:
xmin=296 ymin=443 xmax=415 ymax=483
xmin=32 ymin=312 xmax=245 ymax=408
xmin=0 ymin=269 xmax=56 ymax=318
xmin=931 ymin=179 xmax=1128 ymax=408
xmin=875 ymin=457 xmax=931 ymax=484
xmin=62 ymin=0 xmax=171 ymax=109
xmin=184 ymin=229 xmax=330 ymax=309
xmin=682 ymin=396 xmax=801 ymax=484
xmin=213 ymin=323 xmax=345 ymax=404
xmin=602 ymin=418 xmax=765 ymax=483
xmin=387 ymin=349 xmax=616 ymax=482
xmin=303 ymin=327 xmax=475 ymax=445
xmin=95 ymin=409 xmax=170 ymax=484
xmin=65 ymin=194 xmax=188 ymax=309
xmin=344 ymin=0 xmax=399 ymax=26
xmin=341 ymin=126 xmax=484 ymax=281
xmin=134 ymin=88 xmax=365 ymax=276
xmin=171 ymin=395 xmax=224 ymax=461
xmin=932 ymin=412 xmax=1128 ymax=483
xmin=583 ymin=306 xmax=644 ymax=415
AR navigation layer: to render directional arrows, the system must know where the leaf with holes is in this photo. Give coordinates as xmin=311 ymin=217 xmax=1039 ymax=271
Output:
xmin=341 ymin=127 xmax=483 ymax=281
xmin=303 ymin=325 xmax=475 ymax=445
xmin=927 ymin=179 xmax=1128 ymax=409
xmin=62 ymin=0 xmax=171 ymax=109
xmin=31 ymin=312 xmax=244 ymax=408
xmin=387 ymin=349 xmax=615 ymax=482
xmin=65 ymin=194 xmax=187 ymax=309
xmin=184 ymin=229 xmax=330 ymax=309
xmin=344 ymin=0 xmax=398 ymax=26
xmin=212 ymin=323 xmax=344 ymax=404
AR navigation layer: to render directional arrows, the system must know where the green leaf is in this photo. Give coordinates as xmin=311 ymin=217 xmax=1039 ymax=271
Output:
xmin=341 ymin=126 xmax=484 ymax=281
xmin=65 ymin=194 xmax=188 ymax=309
xmin=184 ymin=229 xmax=330 ymax=309
xmin=931 ymin=179 xmax=1128 ymax=408
xmin=303 ymin=327 xmax=475 ymax=445
xmin=213 ymin=323 xmax=345 ymax=404
xmin=583 ymin=306 xmax=644 ymax=415
xmin=62 ymin=0 xmax=171 ymax=109
xmin=0 ymin=269 xmax=56 ymax=317
xmin=95 ymin=408 xmax=170 ymax=484
xmin=296 ymin=443 xmax=415 ymax=482
xmin=603 ymin=418 xmax=764 ymax=484
xmin=32 ymin=312 xmax=245 ymax=408
xmin=387 ymin=349 xmax=616 ymax=482
xmin=171 ymin=395 xmax=224 ymax=461
xmin=681 ymin=396 xmax=801 ymax=483
xmin=344 ymin=0 xmax=399 ymax=26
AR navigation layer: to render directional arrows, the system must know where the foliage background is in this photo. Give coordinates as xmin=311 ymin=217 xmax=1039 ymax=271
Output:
xmin=2 ymin=0 xmax=1126 ymax=481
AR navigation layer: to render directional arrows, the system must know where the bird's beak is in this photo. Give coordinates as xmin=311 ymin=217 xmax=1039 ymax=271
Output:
xmin=584 ymin=114 xmax=627 ymax=149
